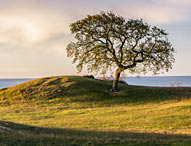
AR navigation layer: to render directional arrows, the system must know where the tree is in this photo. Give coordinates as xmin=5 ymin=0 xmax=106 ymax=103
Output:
xmin=66 ymin=12 xmax=175 ymax=91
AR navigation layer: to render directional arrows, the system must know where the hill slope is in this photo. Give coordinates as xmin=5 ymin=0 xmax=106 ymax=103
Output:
xmin=1 ymin=76 xmax=191 ymax=104
xmin=0 ymin=76 xmax=191 ymax=135
xmin=0 ymin=76 xmax=114 ymax=103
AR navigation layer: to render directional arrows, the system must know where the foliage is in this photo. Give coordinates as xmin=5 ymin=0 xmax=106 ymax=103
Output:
xmin=118 ymin=80 xmax=128 ymax=85
xmin=83 ymin=75 xmax=95 ymax=79
xmin=66 ymin=12 xmax=175 ymax=79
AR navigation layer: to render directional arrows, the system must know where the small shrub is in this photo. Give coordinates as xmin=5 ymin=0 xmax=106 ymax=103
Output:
xmin=83 ymin=75 xmax=95 ymax=79
xmin=119 ymin=80 xmax=128 ymax=85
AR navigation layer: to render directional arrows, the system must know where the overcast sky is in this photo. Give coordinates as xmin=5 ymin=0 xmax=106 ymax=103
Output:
xmin=0 ymin=0 xmax=191 ymax=78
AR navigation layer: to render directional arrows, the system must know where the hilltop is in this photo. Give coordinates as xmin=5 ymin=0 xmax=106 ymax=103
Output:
xmin=0 ymin=76 xmax=190 ymax=104
xmin=0 ymin=76 xmax=116 ymax=104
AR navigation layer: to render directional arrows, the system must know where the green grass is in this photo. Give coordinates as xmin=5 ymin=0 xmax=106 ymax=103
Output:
xmin=1 ymin=121 xmax=191 ymax=146
xmin=0 ymin=76 xmax=191 ymax=145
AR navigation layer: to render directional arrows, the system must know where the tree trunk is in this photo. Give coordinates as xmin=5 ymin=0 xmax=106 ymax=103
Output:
xmin=112 ymin=68 xmax=121 ymax=91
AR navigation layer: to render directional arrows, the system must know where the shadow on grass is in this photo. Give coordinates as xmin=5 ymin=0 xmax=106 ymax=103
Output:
xmin=0 ymin=120 xmax=191 ymax=146
xmin=67 ymin=85 xmax=191 ymax=108
xmin=58 ymin=77 xmax=191 ymax=105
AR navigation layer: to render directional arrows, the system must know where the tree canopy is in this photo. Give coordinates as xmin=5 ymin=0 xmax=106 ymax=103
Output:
xmin=66 ymin=12 xmax=175 ymax=90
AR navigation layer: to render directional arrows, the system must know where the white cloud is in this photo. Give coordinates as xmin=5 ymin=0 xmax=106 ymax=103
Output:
xmin=0 ymin=5 xmax=72 ymax=54
xmin=0 ymin=0 xmax=190 ymax=56
xmin=0 ymin=0 xmax=190 ymax=54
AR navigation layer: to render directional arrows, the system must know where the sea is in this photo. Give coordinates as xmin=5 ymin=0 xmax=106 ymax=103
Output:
xmin=0 ymin=76 xmax=191 ymax=89
xmin=124 ymin=76 xmax=191 ymax=87
xmin=0 ymin=78 xmax=34 ymax=89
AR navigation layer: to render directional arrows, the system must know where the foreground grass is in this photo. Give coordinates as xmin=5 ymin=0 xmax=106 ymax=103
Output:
xmin=1 ymin=100 xmax=191 ymax=134
xmin=0 ymin=76 xmax=191 ymax=145
xmin=1 ymin=121 xmax=191 ymax=146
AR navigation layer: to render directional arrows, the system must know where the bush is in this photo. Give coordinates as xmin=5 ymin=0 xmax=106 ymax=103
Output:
xmin=119 ymin=80 xmax=128 ymax=85
xmin=83 ymin=75 xmax=95 ymax=79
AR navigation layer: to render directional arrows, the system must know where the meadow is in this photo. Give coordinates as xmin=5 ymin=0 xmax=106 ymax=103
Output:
xmin=0 ymin=76 xmax=191 ymax=145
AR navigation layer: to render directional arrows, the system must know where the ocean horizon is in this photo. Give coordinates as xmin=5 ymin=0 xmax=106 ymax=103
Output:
xmin=124 ymin=76 xmax=191 ymax=87
xmin=0 ymin=78 xmax=34 ymax=89
xmin=0 ymin=76 xmax=191 ymax=89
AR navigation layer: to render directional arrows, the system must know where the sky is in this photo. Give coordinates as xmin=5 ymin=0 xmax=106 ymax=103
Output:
xmin=0 ymin=0 xmax=191 ymax=78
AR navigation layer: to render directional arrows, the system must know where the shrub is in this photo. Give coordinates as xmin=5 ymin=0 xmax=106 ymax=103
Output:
xmin=119 ymin=80 xmax=128 ymax=85
xmin=83 ymin=75 xmax=95 ymax=79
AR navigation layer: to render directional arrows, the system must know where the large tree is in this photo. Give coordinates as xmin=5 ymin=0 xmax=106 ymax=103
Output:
xmin=66 ymin=12 xmax=175 ymax=91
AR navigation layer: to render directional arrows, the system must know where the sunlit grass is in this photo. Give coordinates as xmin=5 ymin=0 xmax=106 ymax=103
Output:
xmin=1 ymin=99 xmax=191 ymax=134
xmin=0 ymin=76 xmax=191 ymax=145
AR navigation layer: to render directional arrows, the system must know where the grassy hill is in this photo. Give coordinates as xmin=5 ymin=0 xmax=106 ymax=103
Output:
xmin=1 ymin=76 xmax=191 ymax=145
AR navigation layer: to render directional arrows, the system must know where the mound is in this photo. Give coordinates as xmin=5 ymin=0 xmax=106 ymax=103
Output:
xmin=1 ymin=76 xmax=191 ymax=137
xmin=0 ymin=75 xmax=191 ymax=105
xmin=0 ymin=76 xmax=126 ymax=104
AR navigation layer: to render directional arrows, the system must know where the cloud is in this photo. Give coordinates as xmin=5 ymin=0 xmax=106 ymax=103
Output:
xmin=124 ymin=6 xmax=185 ymax=25
xmin=118 ymin=0 xmax=191 ymax=25
xmin=0 ymin=0 xmax=190 ymax=77
xmin=160 ymin=0 xmax=191 ymax=5
xmin=0 ymin=0 xmax=190 ymax=56
xmin=0 ymin=4 xmax=72 ymax=55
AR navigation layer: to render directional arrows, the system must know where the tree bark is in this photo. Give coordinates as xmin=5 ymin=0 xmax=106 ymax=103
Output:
xmin=112 ymin=68 xmax=121 ymax=91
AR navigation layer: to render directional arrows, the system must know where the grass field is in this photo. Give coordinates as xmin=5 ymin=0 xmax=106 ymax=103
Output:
xmin=1 ymin=121 xmax=191 ymax=146
xmin=0 ymin=76 xmax=191 ymax=145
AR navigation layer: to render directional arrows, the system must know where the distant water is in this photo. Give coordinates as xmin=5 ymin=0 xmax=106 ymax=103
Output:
xmin=0 ymin=76 xmax=191 ymax=89
xmin=125 ymin=76 xmax=191 ymax=87
xmin=0 ymin=79 xmax=33 ymax=89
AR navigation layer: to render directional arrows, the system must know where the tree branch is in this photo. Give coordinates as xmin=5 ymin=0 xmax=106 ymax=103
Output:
xmin=106 ymin=38 xmax=120 ymax=66
xmin=119 ymin=38 xmax=127 ymax=63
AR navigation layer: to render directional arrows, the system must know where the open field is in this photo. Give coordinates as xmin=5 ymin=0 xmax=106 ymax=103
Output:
xmin=1 ymin=76 xmax=191 ymax=145
xmin=1 ymin=121 xmax=191 ymax=146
